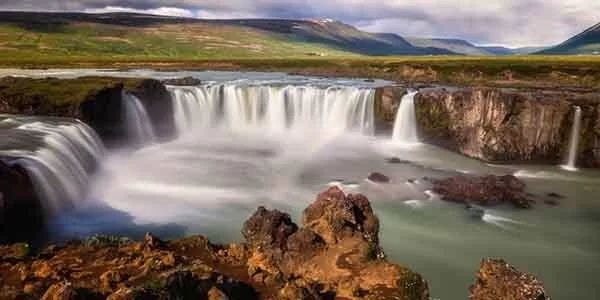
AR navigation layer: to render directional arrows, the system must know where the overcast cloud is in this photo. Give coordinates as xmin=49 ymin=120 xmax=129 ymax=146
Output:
xmin=0 ymin=0 xmax=597 ymax=47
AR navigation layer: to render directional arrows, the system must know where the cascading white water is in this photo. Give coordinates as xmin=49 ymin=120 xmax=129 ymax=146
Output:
xmin=168 ymin=84 xmax=375 ymax=137
xmin=392 ymin=91 xmax=419 ymax=144
xmin=122 ymin=92 xmax=155 ymax=145
xmin=563 ymin=106 xmax=582 ymax=171
xmin=0 ymin=117 xmax=105 ymax=214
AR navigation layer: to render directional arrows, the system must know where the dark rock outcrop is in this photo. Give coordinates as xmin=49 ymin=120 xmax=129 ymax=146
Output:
xmin=79 ymin=79 xmax=176 ymax=146
xmin=0 ymin=160 xmax=44 ymax=243
xmin=242 ymin=207 xmax=298 ymax=249
xmin=469 ymin=259 xmax=551 ymax=300
xmin=78 ymin=84 xmax=127 ymax=146
xmin=374 ymin=86 xmax=406 ymax=134
xmin=432 ymin=175 xmax=533 ymax=208
xmin=129 ymin=79 xmax=176 ymax=140
xmin=414 ymin=87 xmax=600 ymax=166
xmin=367 ymin=172 xmax=391 ymax=183
xmin=163 ymin=77 xmax=203 ymax=86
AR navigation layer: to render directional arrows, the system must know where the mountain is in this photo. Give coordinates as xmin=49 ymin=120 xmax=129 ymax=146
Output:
xmin=0 ymin=11 xmax=452 ymax=59
xmin=406 ymin=38 xmax=546 ymax=55
xmin=538 ymin=23 xmax=600 ymax=55
xmin=406 ymin=37 xmax=491 ymax=55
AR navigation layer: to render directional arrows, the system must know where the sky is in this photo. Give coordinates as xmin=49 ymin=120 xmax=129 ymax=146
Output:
xmin=0 ymin=0 xmax=597 ymax=47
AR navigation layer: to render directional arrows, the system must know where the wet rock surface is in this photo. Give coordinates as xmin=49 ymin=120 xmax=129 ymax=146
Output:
xmin=432 ymin=175 xmax=533 ymax=208
xmin=469 ymin=259 xmax=551 ymax=300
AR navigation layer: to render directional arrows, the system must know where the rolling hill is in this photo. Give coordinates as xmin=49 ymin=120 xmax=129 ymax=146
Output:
xmin=0 ymin=11 xmax=454 ymax=59
xmin=538 ymin=23 xmax=600 ymax=55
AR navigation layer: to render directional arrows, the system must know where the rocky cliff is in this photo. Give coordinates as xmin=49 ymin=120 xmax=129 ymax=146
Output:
xmin=0 ymin=77 xmax=176 ymax=146
xmin=414 ymin=87 xmax=600 ymax=166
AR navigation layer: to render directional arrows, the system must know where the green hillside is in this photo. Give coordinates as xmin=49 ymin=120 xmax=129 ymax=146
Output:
xmin=0 ymin=11 xmax=450 ymax=59
xmin=539 ymin=23 xmax=600 ymax=55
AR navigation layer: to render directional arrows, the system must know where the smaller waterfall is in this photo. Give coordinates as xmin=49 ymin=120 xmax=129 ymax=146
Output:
xmin=122 ymin=92 xmax=155 ymax=145
xmin=1 ymin=119 xmax=105 ymax=214
xmin=562 ymin=106 xmax=582 ymax=171
xmin=392 ymin=91 xmax=419 ymax=144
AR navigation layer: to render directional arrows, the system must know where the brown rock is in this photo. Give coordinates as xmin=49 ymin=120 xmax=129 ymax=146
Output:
xmin=469 ymin=259 xmax=551 ymax=300
xmin=303 ymin=186 xmax=380 ymax=246
xmin=100 ymin=270 xmax=123 ymax=292
xmin=41 ymin=282 xmax=78 ymax=300
xmin=208 ymin=287 xmax=229 ymax=300
xmin=161 ymin=252 xmax=177 ymax=267
xmin=432 ymin=175 xmax=532 ymax=208
xmin=242 ymin=206 xmax=298 ymax=249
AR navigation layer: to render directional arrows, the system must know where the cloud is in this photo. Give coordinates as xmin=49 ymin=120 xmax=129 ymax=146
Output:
xmin=84 ymin=6 xmax=195 ymax=17
xmin=0 ymin=0 xmax=597 ymax=47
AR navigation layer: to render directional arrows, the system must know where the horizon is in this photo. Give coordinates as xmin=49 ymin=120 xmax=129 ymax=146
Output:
xmin=0 ymin=0 xmax=597 ymax=48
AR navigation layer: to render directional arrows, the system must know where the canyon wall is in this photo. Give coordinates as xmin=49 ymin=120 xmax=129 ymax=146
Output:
xmin=414 ymin=87 xmax=600 ymax=166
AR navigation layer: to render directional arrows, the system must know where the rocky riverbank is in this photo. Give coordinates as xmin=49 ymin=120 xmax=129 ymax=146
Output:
xmin=0 ymin=187 xmax=550 ymax=300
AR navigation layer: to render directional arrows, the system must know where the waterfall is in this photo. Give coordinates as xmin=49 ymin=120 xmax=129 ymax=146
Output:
xmin=122 ymin=92 xmax=155 ymax=145
xmin=168 ymin=84 xmax=375 ymax=137
xmin=563 ymin=106 xmax=582 ymax=171
xmin=392 ymin=91 xmax=419 ymax=144
xmin=0 ymin=118 xmax=105 ymax=214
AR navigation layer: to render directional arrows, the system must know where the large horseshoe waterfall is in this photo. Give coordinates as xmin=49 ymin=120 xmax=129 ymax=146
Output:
xmin=168 ymin=84 xmax=375 ymax=137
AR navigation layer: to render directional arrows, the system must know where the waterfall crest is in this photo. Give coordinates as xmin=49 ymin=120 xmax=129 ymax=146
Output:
xmin=392 ymin=91 xmax=419 ymax=144
xmin=168 ymin=84 xmax=375 ymax=137
xmin=122 ymin=92 xmax=155 ymax=145
xmin=563 ymin=106 xmax=582 ymax=171
xmin=0 ymin=117 xmax=105 ymax=214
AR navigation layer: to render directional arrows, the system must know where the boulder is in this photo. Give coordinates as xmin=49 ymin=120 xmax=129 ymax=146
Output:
xmin=432 ymin=175 xmax=533 ymax=208
xmin=242 ymin=207 xmax=298 ymax=249
xmin=367 ymin=172 xmax=390 ymax=183
xmin=303 ymin=186 xmax=380 ymax=246
xmin=469 ymin=259 xmax=551 ymax=300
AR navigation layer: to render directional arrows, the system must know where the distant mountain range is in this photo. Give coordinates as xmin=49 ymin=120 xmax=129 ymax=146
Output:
xmin=405 ymin=37 xmax=545 ymax=55
xmin=538 ymin=23 xmax=600 ymax=55
xmin=0 ymin=11 xmax=595 ymax=58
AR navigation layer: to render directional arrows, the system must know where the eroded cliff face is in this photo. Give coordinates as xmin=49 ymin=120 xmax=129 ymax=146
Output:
xmin=373 ymin=86 xmax=406 ymax=134
xmin=414 ymin=87 xmax=600 ymax=165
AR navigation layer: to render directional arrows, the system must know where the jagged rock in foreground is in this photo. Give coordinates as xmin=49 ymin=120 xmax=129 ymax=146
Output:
xmin=431 ymin=175 xmax=533 ymax=208
xmin=0 ymin=187 xmax=429 ymax=300
xmin=469 ymin=259 xmax=551 ymax=300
